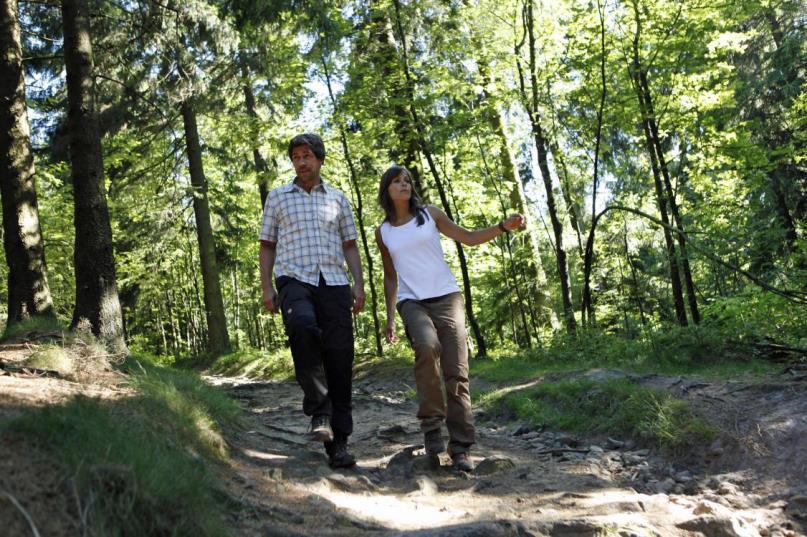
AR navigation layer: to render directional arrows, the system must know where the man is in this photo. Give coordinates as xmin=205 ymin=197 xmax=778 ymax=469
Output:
xmin=259 ymin=133 xmax=365 ymax=468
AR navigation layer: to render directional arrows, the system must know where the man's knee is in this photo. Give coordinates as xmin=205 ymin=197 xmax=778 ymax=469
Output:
xmin=286 ymin=313 xmax=320 ymax=341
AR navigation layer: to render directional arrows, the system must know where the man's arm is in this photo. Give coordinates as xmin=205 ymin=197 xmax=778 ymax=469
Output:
xmin=259 ymin=240 xmax=278 ymax=312
xmin=342 ymin=239 xmax=365 ymax=314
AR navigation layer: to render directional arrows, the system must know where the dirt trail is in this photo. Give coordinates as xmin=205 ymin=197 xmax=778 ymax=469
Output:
xmin=211 ymin=366 xmax=806 ymax=537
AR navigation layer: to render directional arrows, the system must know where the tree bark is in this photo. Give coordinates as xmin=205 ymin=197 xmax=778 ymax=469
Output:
xmin=638 ymin=68 xmax=700 ymax=324
xmin=240 ymin=61 xmax=274 ymax=209
xmin=320 ymin=52 xmax=383 ymax=357
xmin=0 ymin=0 xmax=54 ymax=327
xmin=523 ymin=0 xmax=576 ymax=334
xmin=62 ymin=0 xmax=125 ymax=346
xmin=629 ymin=0 xmax=687 ymax=326
xmin=180 ymin=99 xmax=230 ymax=355
xmin=581 ymin=0 xmax=608 ymax=327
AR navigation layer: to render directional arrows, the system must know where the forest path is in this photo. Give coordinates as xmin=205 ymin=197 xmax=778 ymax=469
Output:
xmin=210 ymin=365 xmax=803 ymax=537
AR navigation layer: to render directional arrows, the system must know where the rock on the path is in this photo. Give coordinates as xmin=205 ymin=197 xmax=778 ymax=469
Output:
xmin=677 ymin=500 xmax=761 ymax=537
xmin=540 ymin=518 xmax=620 ymax=536
xmin=475 ymin=456 xmax=516 ymax=476
xmin=389 ymin=520 xmax=534 ymax=537
xmin=786 ymin=495 xmax=807 ymax=519
xmin=414 ymin=475 xmax=439 ymax=495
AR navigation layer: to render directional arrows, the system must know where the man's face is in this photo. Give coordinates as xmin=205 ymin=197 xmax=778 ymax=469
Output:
xmin=291 ymin=145 xmax=323 ymax=184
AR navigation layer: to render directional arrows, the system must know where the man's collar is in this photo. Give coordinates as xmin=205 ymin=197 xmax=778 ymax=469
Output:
xmin=286 ymin=177 xmax=328 ymax=193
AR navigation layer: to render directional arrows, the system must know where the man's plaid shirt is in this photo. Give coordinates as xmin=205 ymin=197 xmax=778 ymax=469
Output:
xmin=259 ymin=178 xmax=358 ymax=286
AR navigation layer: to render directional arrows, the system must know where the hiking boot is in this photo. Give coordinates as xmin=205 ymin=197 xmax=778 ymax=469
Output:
xmin=326 ymin=439 xmax=356 ymax=468
xmin=424 ymin=429 xmax=445 ymax=469
xmin=307 ymin=415 xmax=333 ymax=442
xmin=424 ymin=429 xmax=445 ymax=454
xmin=451 ymin=452 xmax=474 ymax=472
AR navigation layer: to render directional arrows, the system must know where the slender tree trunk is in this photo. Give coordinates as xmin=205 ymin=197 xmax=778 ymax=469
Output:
xmin=180 ymin=99 xmax=230 ymax=355
xmin=630 ymin=0 xmax=687 ymax=326
xmin=319 ymin=53 xmax=383 ymax=357
xmin=391 ymin=0 xmax=487 ymax=355
xmin=240 ymin=61 xmax=274 ymax=209
xmin=0 ymin=0 xmax=54 ymax=327
xmin=638 ymin=69 xmax=700 ymax=324
xmin=62 ymin=0 xmax=125 ymax=346
xmin=368 ymin=4 xmax=426 ymax=197
xmin=522 ymin=0 xmax=576 ymax=334
xmin=581 ymin=0 xmax=608 ymax=327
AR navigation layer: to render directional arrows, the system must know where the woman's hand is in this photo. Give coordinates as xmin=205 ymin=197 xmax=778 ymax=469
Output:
xmin=384 ymin=320 xmax=399 ymax=344
xmin=502 ymin=213 xmax=526 ymax=232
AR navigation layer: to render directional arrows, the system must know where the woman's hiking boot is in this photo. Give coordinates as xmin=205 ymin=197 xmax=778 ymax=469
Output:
xmin=451 ymin=452 xmax=474 ymax=472
xmin=424 ymin=429 xmax=445 ymax=469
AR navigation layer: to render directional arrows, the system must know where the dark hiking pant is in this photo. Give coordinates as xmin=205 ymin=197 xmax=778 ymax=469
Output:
xmin=277 ymin=274 xmax=354 ymax=439
xmin=398 ymin=292 xmax=475 ymax=455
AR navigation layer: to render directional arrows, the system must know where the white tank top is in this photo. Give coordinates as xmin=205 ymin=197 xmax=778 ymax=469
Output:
xmin=379 ymin=209 xmax=460 ymax=302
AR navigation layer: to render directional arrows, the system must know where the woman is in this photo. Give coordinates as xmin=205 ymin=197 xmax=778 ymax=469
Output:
xmin=375 ymin=165 xmax=524 ymax=471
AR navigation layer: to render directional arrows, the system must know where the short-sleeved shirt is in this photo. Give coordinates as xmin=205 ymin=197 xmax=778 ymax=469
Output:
xmin=259 ymin=178 xmax=358 ymax=286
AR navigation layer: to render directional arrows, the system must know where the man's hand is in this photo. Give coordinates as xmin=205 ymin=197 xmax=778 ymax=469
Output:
xmin=263 ymin=287 xmax=279 ymax=313
xmin=352 ymin=283 xmax=366 ymax=314
xmin=384 ymin=320 xmax=399 ymax=344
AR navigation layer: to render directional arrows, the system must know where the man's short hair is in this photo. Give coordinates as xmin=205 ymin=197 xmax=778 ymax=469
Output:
xmin=288 ymin=133 xmax=326 ymax=161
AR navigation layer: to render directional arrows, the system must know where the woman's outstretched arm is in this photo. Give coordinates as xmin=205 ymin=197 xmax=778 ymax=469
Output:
xmin=427 ymin=206 xmax=524 ymax=246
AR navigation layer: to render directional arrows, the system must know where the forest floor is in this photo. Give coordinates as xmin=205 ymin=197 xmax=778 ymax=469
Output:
xmin=1 ymin=338 xmax=806 ymax=536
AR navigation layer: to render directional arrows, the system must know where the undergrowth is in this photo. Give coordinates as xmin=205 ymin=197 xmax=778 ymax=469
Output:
xmin=479 ymin=378 xmax=716 ymax=454
xmin=2 ymin=352 xmax=241 ymax=536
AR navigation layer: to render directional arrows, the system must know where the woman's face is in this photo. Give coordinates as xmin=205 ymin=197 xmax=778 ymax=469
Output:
xmin=387 ymin=173 xmax=412 ymax=202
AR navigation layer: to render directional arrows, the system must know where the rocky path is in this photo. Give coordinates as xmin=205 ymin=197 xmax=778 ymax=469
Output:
xmin=210 ymin=368 xmax=805 ymax=537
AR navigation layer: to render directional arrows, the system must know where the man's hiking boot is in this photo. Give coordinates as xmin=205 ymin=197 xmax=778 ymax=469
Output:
xmin=424 ymin=429 xmax=445 ymax=470
xmin=307 ymin=415 xmax=333 ymax=442
xmin=451 ymin=452 xmax=474 ymax=473
xmin=326 ymin=439 xmax=356 ymax=468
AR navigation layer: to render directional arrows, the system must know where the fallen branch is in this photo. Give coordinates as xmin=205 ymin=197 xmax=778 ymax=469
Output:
xmin=534 ymin=447 xmax=591 ymax=455
xmin=0 ymin=490 xmax=42 ymax=537
xmin=0 ymin=361 xmax=62 ymax=378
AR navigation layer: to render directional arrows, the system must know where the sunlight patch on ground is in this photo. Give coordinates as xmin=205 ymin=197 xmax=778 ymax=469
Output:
xmin=312 ymin=485 xmax=470 ymax=530
xmin=241 ymin=448 xmax=288 ymax=461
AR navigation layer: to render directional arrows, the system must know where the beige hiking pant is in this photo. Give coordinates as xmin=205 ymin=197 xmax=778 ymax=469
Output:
xmin=397 ymin=292 xmax=475 ymax=454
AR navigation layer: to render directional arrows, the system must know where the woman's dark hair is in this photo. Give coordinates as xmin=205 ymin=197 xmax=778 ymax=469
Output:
xmin=288 ymin=133 xmax=326 ymax=161
xmin=378 ymin=166 xmax=428 ymax=226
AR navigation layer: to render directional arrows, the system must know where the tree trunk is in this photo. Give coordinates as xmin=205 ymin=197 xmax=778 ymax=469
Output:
xmin=240 ymin=61 xmax=274 ymax=209
xmin=61 ymin=0 xmax=125 ymax=346
xmin=630 ymin=0 xmax=687 ymax=326
xmin=391 ymin=0 xmax=487 ymax=356
xmin=0 ymin=0 xmax=54 ymax=327
xmin=580 ymin=0 xmax=608 ymax=327
xmin=523 ymin=0 xmax=576 ymax=334
xmin=180 ymin=99 xmax=230 ymax=355
xmin=638 ymin=68 xmax=700 ymax=324
xmin=319 ymin=52 xmax=383 ymax=357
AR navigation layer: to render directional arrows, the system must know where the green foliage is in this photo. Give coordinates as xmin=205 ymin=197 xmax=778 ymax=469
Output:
xmin=3 ymin=360 xmax=241 ymax=536
xmin=0 ymin=315 xmax=65 ymax=342
xmin=702 ymin=291 xmax=807 ymax=347
xmin=207 ymin=347 xmax=295 ymax=380
xmin=482 ymin=377 xmax=716 ymax=453
xmin=473 ymin=324 xmax=780 ymax=383
xmin=23 ymin=346 xmax=73 ymax=375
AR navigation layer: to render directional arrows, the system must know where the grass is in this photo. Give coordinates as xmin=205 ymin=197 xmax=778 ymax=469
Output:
xmin=469 ymin=325 xmax=780 ymax=455
xmin=2 ymin=352 xmax=242 ymax=536
xmin=206 ymin=347 xmax=296 ymax=380
xmin=479 ymin=377 xmax=716 ymax=454
xmin=472 ymin=325 xmax=781 ymax=384
xmin=0 ymin=314 xmax=65 ymax=342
